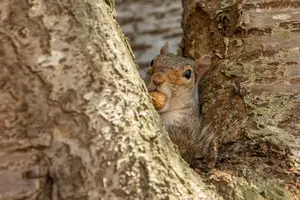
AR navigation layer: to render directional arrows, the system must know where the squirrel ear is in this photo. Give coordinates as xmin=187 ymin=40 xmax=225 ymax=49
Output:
xmin=160 ymin=42 xmax=169 ymax=55
xmin=195 ymin=54 xmax=211 ymax=78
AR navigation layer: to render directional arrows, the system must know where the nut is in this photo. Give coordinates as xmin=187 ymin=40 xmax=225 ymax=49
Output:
xmin=149 ymin=91 xmax=166 ymax=110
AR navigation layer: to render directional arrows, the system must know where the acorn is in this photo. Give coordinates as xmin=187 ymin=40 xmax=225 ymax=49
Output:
xmin=149 ymin=91 xmax=166 ymax=110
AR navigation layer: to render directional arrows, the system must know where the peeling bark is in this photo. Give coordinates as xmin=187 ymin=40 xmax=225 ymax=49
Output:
xmin=181 ymin=0 xmax=300 ymax=199
xmin=0 ymin=0 xmax=222 ymax=199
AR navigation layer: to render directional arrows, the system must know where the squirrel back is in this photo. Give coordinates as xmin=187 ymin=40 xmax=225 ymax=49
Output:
xmin=144 ymin=42 xmax=216 ymax=168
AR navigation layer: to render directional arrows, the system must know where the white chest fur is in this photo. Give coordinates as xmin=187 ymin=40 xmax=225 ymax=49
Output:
xmin=159 ymin=109 xmax=184 ymax=128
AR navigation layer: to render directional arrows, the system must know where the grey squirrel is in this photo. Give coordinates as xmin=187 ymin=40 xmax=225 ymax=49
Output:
xmin=144 ymin=42 xmax=217 ymax=169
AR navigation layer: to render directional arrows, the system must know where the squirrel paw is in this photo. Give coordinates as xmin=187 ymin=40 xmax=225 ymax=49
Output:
xmin=191 ymin=140 xmax=218 ymax=172
xmin=191 ymin=156 xmax=216 ymax=173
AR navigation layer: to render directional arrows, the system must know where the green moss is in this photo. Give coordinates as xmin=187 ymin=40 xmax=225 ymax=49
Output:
xmin=245 ymin=92 xmax=295 ymax=123
xmin=214 ymin=174 xmax=294 ymax=200
xmin=236 ymin=184 xmax=265 ymax=200
xmin=237 ymin=182 xmax=293 ymax=200
xmin=272 ymin=28 xmax=291 ymax=39
xmin=221 ymin=61 xmax=255 ymax=79
xmin=258 ymin=183 xmax=294 ymax=200
xmin=216 ymin=176 xmax=294 ymax=200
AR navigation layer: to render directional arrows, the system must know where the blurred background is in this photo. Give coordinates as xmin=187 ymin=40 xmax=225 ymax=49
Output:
xmin=115 ymin=0 xmax=183 ymax=68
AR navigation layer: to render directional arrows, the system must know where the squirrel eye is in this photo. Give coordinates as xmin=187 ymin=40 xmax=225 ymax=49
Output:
xmin=183 ymin=69 xmax=192 ymax=79
xmin=150 ymin=59 xmax=154 ymax=66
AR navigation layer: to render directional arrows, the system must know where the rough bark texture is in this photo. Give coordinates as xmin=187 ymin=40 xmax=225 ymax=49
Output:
xmin=181 ymin=0 xmax=300 ymax=199
xmin=0 ymin=0 xmax=222 ymax=199
xmin=115 ymin=0 xmax=183 ymax=68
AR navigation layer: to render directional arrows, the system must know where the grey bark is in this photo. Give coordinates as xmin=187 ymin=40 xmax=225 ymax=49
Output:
xmin=181 ymin=0 xmax=300 ymax=199
xmin=0 ymin=0 xmax=221 ymax=199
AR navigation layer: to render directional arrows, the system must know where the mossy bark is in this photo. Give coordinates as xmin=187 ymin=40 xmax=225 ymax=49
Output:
xmin=181 ymin=0 xmax=300 ymax=199
xmin=0 ymin=0 xmax=222 ymax=199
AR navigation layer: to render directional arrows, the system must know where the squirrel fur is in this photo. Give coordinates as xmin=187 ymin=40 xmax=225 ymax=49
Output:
xmin=144 ymin=42 xmax=217 ymax=168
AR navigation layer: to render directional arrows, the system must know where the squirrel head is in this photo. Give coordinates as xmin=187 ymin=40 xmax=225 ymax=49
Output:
xmin=147 ymin=42 xmax=211 ymax=114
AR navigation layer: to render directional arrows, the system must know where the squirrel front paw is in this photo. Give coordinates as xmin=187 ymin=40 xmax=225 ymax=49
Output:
xmin=191 ymin=140 xmax=218 ymax=172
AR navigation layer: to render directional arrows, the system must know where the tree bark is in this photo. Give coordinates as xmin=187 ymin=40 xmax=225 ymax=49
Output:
xmin=0 ymin=0 xmax=221 ymax=199
xmin=181 ymin=0 xmax=300 ymax=199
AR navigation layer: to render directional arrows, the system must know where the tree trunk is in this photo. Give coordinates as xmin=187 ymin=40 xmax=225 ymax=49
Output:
xmin=181 ymin=0 xmax=300 ymax=199
xmin=0 ymin=0 xmax=221 ymax=199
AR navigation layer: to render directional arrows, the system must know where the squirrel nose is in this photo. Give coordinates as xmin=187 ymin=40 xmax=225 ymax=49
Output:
xmin=152 ymin=72 xmax=166 ymax=86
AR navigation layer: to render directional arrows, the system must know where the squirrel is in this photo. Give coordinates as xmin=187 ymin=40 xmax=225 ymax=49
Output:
xmin=143 ymin=42 xmax=217 ymax=169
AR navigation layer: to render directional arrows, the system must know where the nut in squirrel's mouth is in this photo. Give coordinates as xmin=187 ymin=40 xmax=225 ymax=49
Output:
xmin=149 ymin=89 xmax=170 ymax=113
